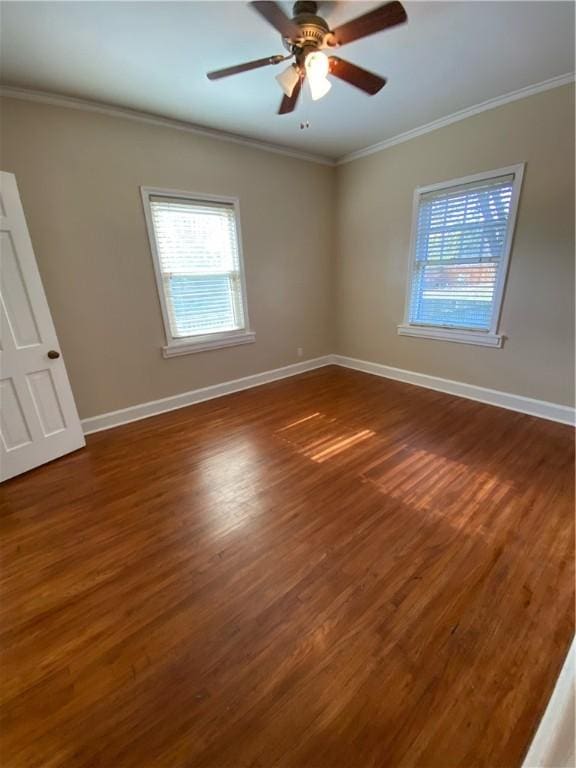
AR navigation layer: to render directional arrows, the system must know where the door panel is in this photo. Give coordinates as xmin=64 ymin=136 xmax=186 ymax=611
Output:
xmin=0 ymin=378 xmax=32 ymax=449
xmin=27 ymin=369 xmax=67 ymax=436
xmin=1 ymin=230 xmax=41 ymax=347
xmin=0 ymin=171 xmax=85 ymax=481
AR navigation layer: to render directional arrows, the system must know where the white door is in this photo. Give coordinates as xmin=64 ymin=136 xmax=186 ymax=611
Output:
xmin=0 ymin=171 xmax=85 ymax=482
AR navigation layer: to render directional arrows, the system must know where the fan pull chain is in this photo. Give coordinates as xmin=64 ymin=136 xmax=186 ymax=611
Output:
xmin=299 ymin=74 xmax=311 ymax=130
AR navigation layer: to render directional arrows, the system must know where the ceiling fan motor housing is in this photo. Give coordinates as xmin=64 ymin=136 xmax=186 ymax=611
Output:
xmin=283 ymin=0 xmax=331 ymax=53
xmin=293 ymin=1 xmax=317 ymax=15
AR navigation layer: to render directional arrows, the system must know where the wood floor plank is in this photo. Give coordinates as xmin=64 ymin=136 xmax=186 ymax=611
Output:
xmin=1 ymin=366 xmax=573 ymax=767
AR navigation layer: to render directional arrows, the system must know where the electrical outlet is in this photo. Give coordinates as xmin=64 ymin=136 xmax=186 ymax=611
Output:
xmin=297 ymin=347 xmax=304 ymax=358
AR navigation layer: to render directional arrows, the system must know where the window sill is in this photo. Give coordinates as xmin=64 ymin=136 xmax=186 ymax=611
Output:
xmin=162 ymin=330 xmax=256 ymax=358
xmin=397 ymin=324 xmax=503 ymax=348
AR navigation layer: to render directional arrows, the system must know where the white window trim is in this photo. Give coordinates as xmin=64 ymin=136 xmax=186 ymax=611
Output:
xmin=141 ymin=186 xmax=254 ymax=357
xmin=398 ymin=163 xmax=525 ymax=347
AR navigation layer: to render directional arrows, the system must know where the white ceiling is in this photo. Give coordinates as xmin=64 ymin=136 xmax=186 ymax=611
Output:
xmin=1 ymin=1 xmax=574 ymax=159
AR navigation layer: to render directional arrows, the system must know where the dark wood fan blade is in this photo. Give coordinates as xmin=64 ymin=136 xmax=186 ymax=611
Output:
xmin=278 ymin=75 xmax=302 ymax=114
xmin=329 ymin=56 xmax=387 ymax=95
xmin=330 ymin=1 xmax=407 ymax=46
xmin=207 ymin=54 xmax=285 ymax=80
xmin=250 ymin=1 xmax=301 ymax=39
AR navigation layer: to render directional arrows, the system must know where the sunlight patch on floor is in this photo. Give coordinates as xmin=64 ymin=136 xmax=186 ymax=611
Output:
xmin=309 ymin=430 xmax=375 ymax=463
xmin=276 ymin=412 xmax=376 ymax=464
xmin=362 ymin=445 xmax=514 ymax=534
xmin=277 ymin=413 xmax=321 ymax=431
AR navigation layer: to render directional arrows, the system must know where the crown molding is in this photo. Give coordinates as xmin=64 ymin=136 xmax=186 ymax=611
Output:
xmin=337 ymin=72 xmax=576 ymax=165
xmin=0 ymin=85 xmax=336 ymax=167
xmin=1 ymin=73 xmax=574 ymax=168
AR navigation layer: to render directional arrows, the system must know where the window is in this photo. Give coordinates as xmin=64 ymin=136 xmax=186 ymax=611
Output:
xmin=398 ymin=164 xmax=524 ymax=347
xmin=142 ymin=188 xmax=254 ymax=357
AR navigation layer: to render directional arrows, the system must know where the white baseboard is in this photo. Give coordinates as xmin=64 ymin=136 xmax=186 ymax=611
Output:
xmin=82 ymin=353 xmax=575 ymax=435
xmin=522 ymin=638 xmax=575 ymax=768
xmin=333 ymin=355 xmax=575 ymax=426
xmin=81 ymin=356 xmax=333 ymax=434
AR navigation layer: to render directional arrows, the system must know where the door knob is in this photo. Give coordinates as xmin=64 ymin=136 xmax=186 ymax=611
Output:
xmin=47 ymin=350 xmax=60 ymax=360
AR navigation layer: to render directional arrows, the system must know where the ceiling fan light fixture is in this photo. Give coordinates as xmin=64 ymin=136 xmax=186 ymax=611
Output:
xmin=308 ymin=75 xmax=331 ymax=101
xmin=304 ymin=50 xmax=331 ymax=101
xmin=207 ymin=1 xmax=407 ymax=115
xmin=305 ymin=50 xmax=329 ymax=79
xmin=276 ymin=63 xmax=300 ymax=97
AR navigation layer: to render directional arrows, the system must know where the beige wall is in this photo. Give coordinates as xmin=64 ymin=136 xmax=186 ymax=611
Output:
xmin=336 ymin=84 xmax=575 ymax=407
xmin=1 ymin=85 xmax=574 ymax=420
xmin=0 ymin=97 xmax=336 ymax=418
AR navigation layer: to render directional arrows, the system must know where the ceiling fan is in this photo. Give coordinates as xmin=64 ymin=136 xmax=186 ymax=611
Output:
xmin=206 ymin=0 xmax=407 ymax=114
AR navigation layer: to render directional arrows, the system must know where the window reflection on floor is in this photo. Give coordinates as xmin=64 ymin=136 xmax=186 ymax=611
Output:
xmin=198 ymin=437 xmax=263 ymax=535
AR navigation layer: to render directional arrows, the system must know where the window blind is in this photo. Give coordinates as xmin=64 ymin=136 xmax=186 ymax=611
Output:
xmin=407 ymin=174 xmax=515 ymax=331
xmin=149 ymin=196 xmax=245 ymax=339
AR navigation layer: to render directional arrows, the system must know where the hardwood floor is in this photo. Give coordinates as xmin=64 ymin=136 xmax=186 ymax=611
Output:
xmin=1 ymin=366 xmax=573 ymax=768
